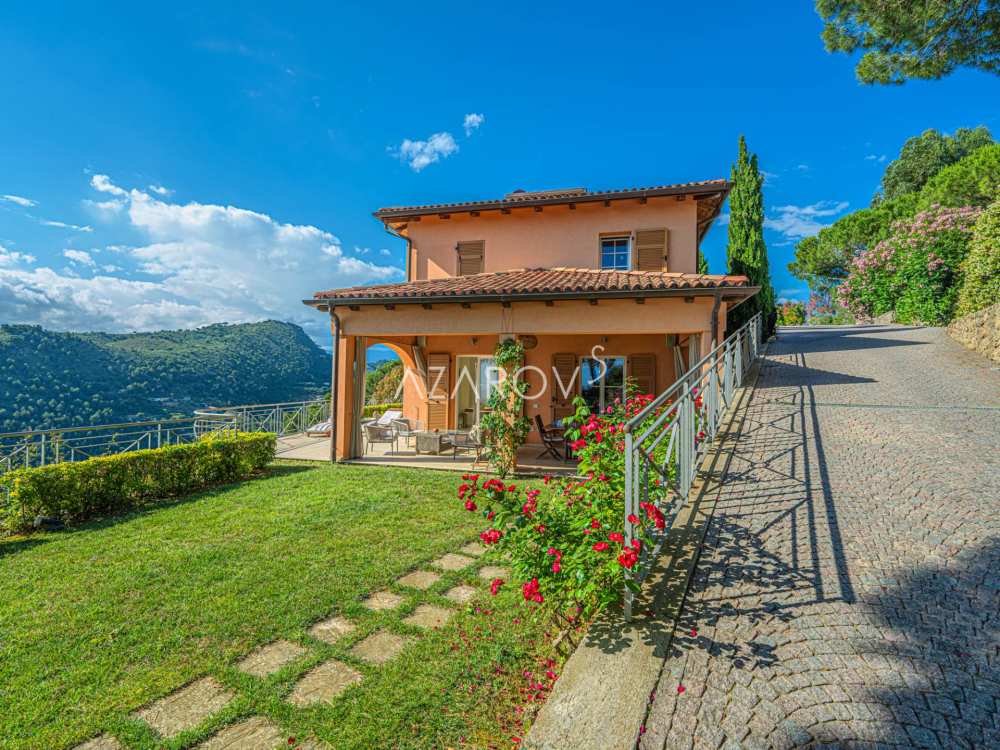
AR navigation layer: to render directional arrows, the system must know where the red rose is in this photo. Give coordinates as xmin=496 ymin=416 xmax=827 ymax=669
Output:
xmin=618 ymin=548 xmax=639 ymax=569
xmin=608 ymin=532 xmax=624 ymax=544
xmin=490 ymin=577 xmax=504 ymax=596
xmin=592 ymin=542 xmax=610 ymax=552
xmin=464 ymin=499 xmax=477 ymax=512
xmin=480 ymin=528 xmax=503 ymax=545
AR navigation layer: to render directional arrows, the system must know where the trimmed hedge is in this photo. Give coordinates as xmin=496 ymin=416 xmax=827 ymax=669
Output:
xmin=0 ymin=432 xmax=276 ymax=533
xmin=363 ymin=402 xmax=402 ymax=418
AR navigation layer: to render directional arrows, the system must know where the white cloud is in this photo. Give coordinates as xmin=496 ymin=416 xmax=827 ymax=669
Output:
xmin=2 ymin=194 xmax=37 ymax=207
xmin=463 ymin=113 xmax=485 ymax=136
xmin=91 ymin=174 xmax=128 ymax=196
xmin=764 ymin=200 xmax=849 ymax=242
xmin=760 ymin=170 xmax=778 ymax=185
xmin=394 ymin=132 xmax=459 ymax=172
xmin=0 ymin=246 xmax=36 ymax=266
xmin=777 ymin=287 xmax=809 ymax=302
xmin=148 ymin=184 xmax=173 ymax=196
xmin=716 ymin=212 xmax=730 ymax=226
xmin=0 ymin=176 xmax=403 ymax=338
xmin=40 ymin=219 xmax=94 ymax=232
xmin=796 ymin=164 xmax=809 ymax=171
xmin=865 ymin=154 xmax=887 ymax=163
xmin=63 ymin=249 xmax=96 ymax=267
xmin=379 ymin=248 xmax=392 ymax=257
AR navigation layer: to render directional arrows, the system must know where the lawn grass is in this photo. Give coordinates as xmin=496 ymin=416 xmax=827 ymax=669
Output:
xmin=0 ymin=462 xmax=555 ymax=750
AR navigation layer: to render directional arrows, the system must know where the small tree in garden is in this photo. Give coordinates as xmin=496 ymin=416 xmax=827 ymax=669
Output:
xmin=460 ymin=392 xmax=674 ymax=617
xmin=776 ymin=301 xmax=806 ymax=326
xmin=480 ymin=339 xmax=530 ymax=477
xmin=838 ymin=204 xmax=982 ymax=324
xmin=805 ymin=286 xmax=852 ymax=325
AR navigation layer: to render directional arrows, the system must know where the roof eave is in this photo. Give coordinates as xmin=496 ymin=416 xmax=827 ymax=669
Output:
xmin=303 ymin=284 xmax=759 ymax=311
xmin=372 ymin=182 xmax=732 ymax=221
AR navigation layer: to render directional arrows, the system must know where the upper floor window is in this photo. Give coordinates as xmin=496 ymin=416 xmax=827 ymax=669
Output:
xmin=600 ymin=236 xmax=631 ymax=270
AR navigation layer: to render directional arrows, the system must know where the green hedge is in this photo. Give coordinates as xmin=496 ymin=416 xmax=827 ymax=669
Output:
xmin=0 ymin=432 xmax=276 ymax=533
xmin=363 ymin=402 xmax=402 ymax=418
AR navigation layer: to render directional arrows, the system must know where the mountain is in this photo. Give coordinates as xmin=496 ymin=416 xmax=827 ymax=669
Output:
xmin=0 ymin=321 xmax=330 ymax=434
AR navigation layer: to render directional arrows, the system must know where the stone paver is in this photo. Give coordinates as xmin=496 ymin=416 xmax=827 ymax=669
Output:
xmin=133 ymin=677 xmax=234 ymax=738
xmin=478 ymin=565 xmax=510 ymax=581
xmin=445 ymin=584 xmax=479 ymax=604
xmin=403 ymin=604 xmax=454 ymax=629
xmin=396 ymin=570 xmax=441 ymax=590
xmin=460 ymin=541 xmax=487 ymax=557
xmin=236 ymin=639 xmax=307 ymax=677
xmin=308 ymin=615 xmax=356 ymax=644
xmin=73 ymin=736 xmax=122 ymax=750
xmin=430 ymin=552 xmax=476 ymax=571
xmin=351 ymin=630 xmax=411 ymax=665
xmin=641 ymin=326 xmax=1000 ymax=750
xmin=286 ymin=659 xmax=363 ymax=707
xmin=197 ymin=716 xmax=283 ymax=749
xmin=362 ymin=590 xmax=403 ymax=611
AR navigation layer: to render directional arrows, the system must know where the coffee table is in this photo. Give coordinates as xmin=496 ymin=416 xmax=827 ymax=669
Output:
xmin=415 ymin=431 xmax=453 ymax=455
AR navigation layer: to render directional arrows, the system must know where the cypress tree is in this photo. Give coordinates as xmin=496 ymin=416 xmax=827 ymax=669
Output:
xmin=726 ymin=135 xmax=775 ymax=332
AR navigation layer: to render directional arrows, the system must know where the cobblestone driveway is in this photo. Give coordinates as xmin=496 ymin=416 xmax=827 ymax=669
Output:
xmin=641 ymin=325 xmax=1000 ymax=750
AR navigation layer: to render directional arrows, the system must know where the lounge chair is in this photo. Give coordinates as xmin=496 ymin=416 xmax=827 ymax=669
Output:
xmin=390 ymin=418 xmax=423 ymax=447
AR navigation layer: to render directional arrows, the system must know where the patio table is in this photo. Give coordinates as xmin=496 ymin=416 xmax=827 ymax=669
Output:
xmin=414 ymin=431 xmax=453 ymax=455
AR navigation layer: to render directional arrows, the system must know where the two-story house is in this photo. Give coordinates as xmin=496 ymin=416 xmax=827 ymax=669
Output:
xmin=305 ymin=180 xmax=758 ymax=460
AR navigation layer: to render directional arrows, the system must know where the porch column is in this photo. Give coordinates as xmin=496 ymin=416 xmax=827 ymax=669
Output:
xmin=335 ymin=335 xmax=359 ymax=460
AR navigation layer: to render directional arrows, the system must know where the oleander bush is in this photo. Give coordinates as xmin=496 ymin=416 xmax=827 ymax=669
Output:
xmin=0 ymin=432 xmax=275 ymax=533
xmin=838 ymin=205 xmax=982 ymax=324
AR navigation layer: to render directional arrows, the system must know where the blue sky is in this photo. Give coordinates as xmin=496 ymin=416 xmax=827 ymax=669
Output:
xmin=1 ymin=2 xmax=997 ymax=345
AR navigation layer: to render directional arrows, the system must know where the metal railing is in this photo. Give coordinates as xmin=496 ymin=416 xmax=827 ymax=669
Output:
xmin=0 ymin=399 xmax=328 ymax=475
xmin=622 ymin=312 xmax=763 ymax=617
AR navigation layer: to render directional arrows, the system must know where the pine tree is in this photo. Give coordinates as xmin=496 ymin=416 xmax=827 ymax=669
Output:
xmin=726 ymin=135 xmax=775 ymax=333
xmin=697 ymin=249 xmax=709 ymax=274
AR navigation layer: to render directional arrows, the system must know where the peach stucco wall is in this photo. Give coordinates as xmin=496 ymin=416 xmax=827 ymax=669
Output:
xmin=405 ymin=196 xmax=699 ymax=281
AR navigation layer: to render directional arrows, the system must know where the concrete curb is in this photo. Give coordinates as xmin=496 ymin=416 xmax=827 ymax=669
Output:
xmin=523 ymin=350 xmax=767 ymax=750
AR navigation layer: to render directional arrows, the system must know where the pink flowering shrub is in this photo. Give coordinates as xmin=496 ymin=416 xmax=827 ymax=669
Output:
xmin=839 ymin=205 xmax=981 ymax=324
xmin=458 ymin=393 xmax=675 ymax=616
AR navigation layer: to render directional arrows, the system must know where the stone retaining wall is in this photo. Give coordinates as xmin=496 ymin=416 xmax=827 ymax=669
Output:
xmin=948 ymin=302 xmax=1000 ymax=363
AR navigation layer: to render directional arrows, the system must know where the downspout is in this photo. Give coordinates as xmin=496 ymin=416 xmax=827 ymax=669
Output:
xmin=329 ymin=308 xmax=341 ymax=463
xmin=710 ymin=292 xmax=722 ymax=348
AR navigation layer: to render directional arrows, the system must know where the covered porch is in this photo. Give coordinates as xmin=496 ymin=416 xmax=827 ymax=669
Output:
xmin=304 ymin=268 xmax=757 ymax=467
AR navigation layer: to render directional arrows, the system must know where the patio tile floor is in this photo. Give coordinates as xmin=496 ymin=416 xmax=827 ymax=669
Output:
xmin=403 ymin=604 xmax=454 ymax=630
xmin=73 ymin=736 xmax=122 ymax=750
xmin=478 ymin=565 xmax=510 ymax=581
xmin=362 ymin=590 xmax=404 ymax=611
xmin=444 ymin=585 xmax=478 ymax=605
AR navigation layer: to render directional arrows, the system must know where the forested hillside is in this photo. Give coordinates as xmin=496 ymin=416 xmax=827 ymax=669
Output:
xmin=0 ymin=321 xmax=329 ymax=433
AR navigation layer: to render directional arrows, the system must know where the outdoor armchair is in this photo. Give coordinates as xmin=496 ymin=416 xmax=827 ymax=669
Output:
xmin=363 ymin=421 xmax=398 ymax=454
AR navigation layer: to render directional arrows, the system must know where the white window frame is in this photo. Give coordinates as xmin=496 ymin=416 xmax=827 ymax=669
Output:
xmin=599 ymin=235 xmax=631 ymax=271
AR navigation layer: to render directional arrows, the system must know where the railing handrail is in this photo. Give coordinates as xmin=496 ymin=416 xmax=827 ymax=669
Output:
xmin=0 ymin=416 xmax=198 ymax=440
xmin=622 ymin=311 xmax=763 ymax=619
xmin=623 ymin=316 xmax=758 ymax=434
xmin=194 ymin=399 xmax=325 ymax=415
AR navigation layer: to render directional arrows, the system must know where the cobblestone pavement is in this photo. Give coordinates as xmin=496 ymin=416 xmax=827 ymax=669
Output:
xmin=641 ymin=326 xmax=1000 ymax=750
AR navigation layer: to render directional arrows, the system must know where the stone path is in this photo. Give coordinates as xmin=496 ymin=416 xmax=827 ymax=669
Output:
xmin=642 ymin=326 xmax=1000 ymax=749
xmin=76 ymin=538 xmax=496 ymax=749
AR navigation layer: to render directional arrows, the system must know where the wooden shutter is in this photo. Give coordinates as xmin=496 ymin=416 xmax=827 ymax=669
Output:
xmin=628 ymin=353 xmax=657 ymax=397
xmin=550 ymin=353 xmax=578 ymax=422
xmin=426 ymin=353 xmax=450 ymax=429
xmin=457 ymin=241 xmax=485 ymax=276
xmin=634 ymin=229 xmax=668 ymax=271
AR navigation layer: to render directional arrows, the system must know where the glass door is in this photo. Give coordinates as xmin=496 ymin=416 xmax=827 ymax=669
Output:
xmin=456 ymin=356 xmax=499 ymax=429
xmin=581 ymin=357 xmax=626 ymax=413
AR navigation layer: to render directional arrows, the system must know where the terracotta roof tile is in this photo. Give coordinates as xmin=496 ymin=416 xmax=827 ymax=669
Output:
xmin=374 ymin=180 xmax=730 ymax=218
xmin=311 ymin=267 xmax=753 ymax=304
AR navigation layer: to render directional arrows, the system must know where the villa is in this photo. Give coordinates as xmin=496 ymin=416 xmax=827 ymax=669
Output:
xmin=304 ymin=180 xmax=759 ymax=460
